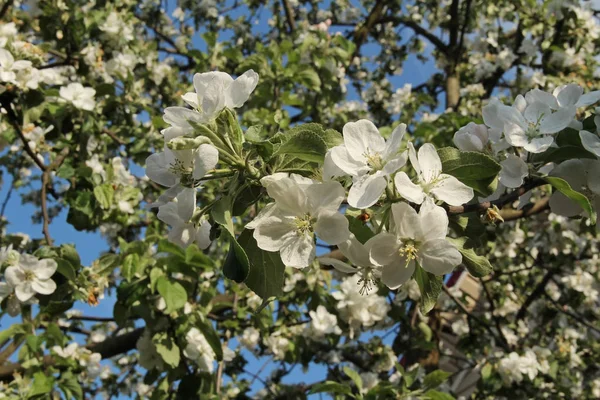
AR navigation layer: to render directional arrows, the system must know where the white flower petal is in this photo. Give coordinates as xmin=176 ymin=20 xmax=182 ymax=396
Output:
xmin=504 ymin=122 xmax=528 ymax=147
xmin=347 ymin=174 xmax=387 ymax=209
xmin=580 ymin=130 xmax=600 ymax=157
xmin=35 ymin=259 xmax=58 ymax=280
xmin=381 ymin=261 xmax=415 ymax=290
xmin=146 ymin=152 xmax=177 ymax=187
xmin=499 ymin=154 xmax=528 ymax=188
xmin=368 ymin=232 xmax=401 ymax=266
xmin=554 ymin=84 xmax=583 ymax=108
xmin=418 ymin=199 xmax=449 ymax=241
xmin=539 ymin=106 xmax=575 ymax=134
xmin=328 ymin=145 xmax=365 ymax=176
xmin=575 ymin=91 xmax=600 ymax=108
xmin=418 ymin=239 xmax=462 ymax=275
xmin=193 ymin=144 xmax=219 ymax=180
xmin=157 ymin=202 xmax=183 ymax=227
xmin=226 ymin=70 xmax=259 ymax=108
xmin=549 ymin=192 xmax=582 ymax=217
xmin=342 ymin=120 xmax=385 ymax=161
xmin=430 ymin=174 xmax=474 ymax=206
xmin=525 ymin=89 xmax=559 ymax=110
xmin=195 ymin=220 xmax=212 ymax=250
xmin=32 ymin=279 xmax=57 ymax=295
xmin=176 ymin=188 xmax=196 ymax=222
xmin=390 ymin=202 xmax=420 ymax=239
xmin=382 ymin=152 xmax=408 ymax=176
xmin=306 ymin=181 xmax=345 ymax=212
xmin=394 ymin=172 xmax=425 ymax=204
xmin=263 ymin=176 xmax=308 ymax=215
xmin=253 ymin=216 xmax=297 ymax=252
xmin=279 ymin=234 xmax=315 ymax=268
xmin=15 ymin=283 xmax=35 ymax=302
xmin=417 ymin=143 xmax=442 ymax=183
xmin=4 ymin=266 xmax=24 ymax=287
xmin=314 ymin=210 xmax=350 ymax=245
xmin=524 ymin=102 xmax=551 ymax=124
xmin=382 ymin=123 xmax=406 ymax=161
xmin=523 ymin=136 xmax=554 ymax=154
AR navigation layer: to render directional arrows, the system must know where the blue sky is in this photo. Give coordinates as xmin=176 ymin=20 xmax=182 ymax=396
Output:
xmin=0 ymin=1 xmax=443 ymax=397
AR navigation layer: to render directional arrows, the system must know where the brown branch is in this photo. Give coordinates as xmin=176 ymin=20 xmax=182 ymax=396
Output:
xmin=352 ymin=0 xmax=388 ymax=60
xmin=480 ymin=280 xmax=511 ymax=348
xmin=281 ymin=0 xmax=296 ymax=33
xmin=103 ymin=129 xmax=126 ymax=145
xmin=68 ymin=315 xmax=115 ymax=322
xmin=41 ymin=148 xmax=70 ymax=246
xmin=515 ymin=266 xmax=558 ymax=321
xmin=442 ymin=285 xmax=509 ymax=351
xmin=499 ymin=197 xmax=550 ymax=222
xmin=544 ymin=293 xmax=600 ymax=335
xmin=383 ymin=16 xmax=449 ymax=53
xmin=0 ymin=0 xmax=13 ymax=19
xmin=0 ymin=327 xmax=144 ymax=381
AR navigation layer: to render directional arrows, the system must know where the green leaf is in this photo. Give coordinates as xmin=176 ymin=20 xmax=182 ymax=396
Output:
xmin=157 ymin=239 xmax=185 ymax=258
xmin=211 ymin=195 xmax=234 ymax=234
xmin=437 ymin=147 xmax=501 ymax=180
xmin=28 ymin=372 xmax=54 ymax=398
xmin=59 ymin=244 xmax=81 ymax=267
xmin=58 ymin=371 xmax=83 ymax=400
xmin=152 ymin=332 xmax=181 ymax=368
xmin=196 ymin=318 xmax=223 ymax=361
xmin=447 ymin=237 xmax=493 ymax=278
xmin=346 ymin=215 xmax=374 ymax=244
xmin=55 ymin=258 xmax=76 ymax=280
xmin=149 ymin=268 xmax=164 ymax=293
xmin=423 ymin=370 xmax=452 ymax=390
xmin=239 ymin=231 xmax=286 ymax=299
xmin=273 ymin=131 xmax=327 ymax=163
xmin=425 ymin=390 xmax=456 ymax=400
xmin=309 ymin=381 xmax=353 ymax=395
xmin=93 ymin=184 xmax=114 ymax=210
xmin=545 ymin=176 xmax=596 ymax=224
xmin=245 ymin=124 xmax=268 ymax=142
xmin=481 ymin=363 xmax=492 ymax=380
xmin=0 ymin=324 xmax=25 ymax=344
xmin=222 ymin=231 xmax=250 ymax=283
xmin=121 ymin=253 xmax=140 ymax=282
xmin=343 ymin=366 xmax=363 ymax=392
xmin=156 ymin=277 xmax=188 ymax=313
xmin=176 ymin=375 xmax=202 ymax=399
xmin=414 ymin=266 xmax=443 ymax=314
xmin=297 ymin=68 xmax=322 ymax=91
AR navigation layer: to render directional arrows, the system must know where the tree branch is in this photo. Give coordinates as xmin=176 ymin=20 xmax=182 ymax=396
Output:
xmin=0 ymin=327 xmax=144 ymax=381
xmin=281 ymin=0 xmax=296 ymax=33
xmin=515 ymin=266 xmax=558 ymax=321
xmin=41 ymin=148 xmax=70 ymax=246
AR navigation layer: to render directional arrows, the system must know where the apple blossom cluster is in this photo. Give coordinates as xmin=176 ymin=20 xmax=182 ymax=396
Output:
xmin=0 ymin=246 xmax=58 ymax=316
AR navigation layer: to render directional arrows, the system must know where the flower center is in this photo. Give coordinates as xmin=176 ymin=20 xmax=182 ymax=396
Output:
xmin=294 ymin=214 xmax=314 ymax=235
xmin=357 ymin=267 xmax=377 ymax=295
xmin=24 ymin=270 xmax=35 ymax=281
xmin=525 ymin=123 xmax=540 ymax=140
xmin=398 ymin=240 xmax=418 ymax=265
xmin=364 ymin=151 xmax=384 ymax=172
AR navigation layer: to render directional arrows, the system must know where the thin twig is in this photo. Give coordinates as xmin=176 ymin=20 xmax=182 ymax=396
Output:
xmin=442 ymin=285 xmax=509 ymax=351
xmin=544 ymin=293 xmax=600 ymax=335
xmin=41 ymin=148 xmax=70 ymax=246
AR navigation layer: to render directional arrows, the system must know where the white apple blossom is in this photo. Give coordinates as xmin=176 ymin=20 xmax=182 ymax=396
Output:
xmin=136 ymin=330 xmax=165 ymax=371
xmin=0 ymin=282 xmax=13 ymax=303
xmin=249 ymin=173 xmax=350 ymax=268
xmin=327 ymin=120 xmax=408 ymax=208
xmin=0 ymin=48 xmax=32 ymax=83
xmin=157 ymin=188 xmax=211 ymax=249
xmin=4 ymin=254 xmax=57 ymax=302
xmin=394 ymin=143 xmax=474 ymax=206
xmin=240 ymin=327 xmax=260 ymax=350
xmin=145 ymin=127 xmax=219 ymax=189
xmin=332 ymin=274 xmax=390 ymax=330
xmin=369 ymin=200 xmax=462 ymax=288
xmin=184 ymin=328 xmax=216 ymax=373
xmin=453 ymin=122 xmax=489 ymax=152
xmin=306 ymin=305 xmax=342 ymax=338
xmin=52 ymin=343 xmax=79 ymax=360
xmin=0 ymin=22 xmax=17 ymax=48
xmin=553 ymin=84 xmax=600 ymax=109
xmin=164 ymin=70 xmax=259 ymax=127
xmin=59 ymin=82 xmax=96 ymax=111
xmin=264 ymin=333 xmax=290 ymax=360
xmin=99 ymin=12 xmax=134 ymax=42
xmin=105 ymin=52 xmax=138 ymax=79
